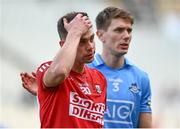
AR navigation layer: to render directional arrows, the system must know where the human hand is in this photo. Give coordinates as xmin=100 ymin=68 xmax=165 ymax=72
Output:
xmin=20 ymin=72 xmax=38 ymax=96
xmin=63 ymin=13 xmax=92 ymax=35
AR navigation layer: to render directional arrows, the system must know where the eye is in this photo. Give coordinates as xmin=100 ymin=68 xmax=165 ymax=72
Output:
xmin=127 ymin=28 xmax=132 ymax=34
xmin=114 ymin=28 xmax=124 ymax=33
xmin=80 ymin=39 xmax=87 ymax=43
xmin=90 ymin=35 xmax=94 ymax=43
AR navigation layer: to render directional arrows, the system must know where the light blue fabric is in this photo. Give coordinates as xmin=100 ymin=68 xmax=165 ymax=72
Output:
xmin=87 ymin=53 xmax=152 ymax=128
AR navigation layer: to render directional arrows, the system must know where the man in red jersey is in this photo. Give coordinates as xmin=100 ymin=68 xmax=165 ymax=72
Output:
xmin=27 ymin=12 xmax=107 ymax=128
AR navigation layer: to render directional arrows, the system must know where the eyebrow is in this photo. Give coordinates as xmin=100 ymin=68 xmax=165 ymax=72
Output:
xmin=80 ymin=34 xmax=94 ymax=40
xmin=115 ymin=26 xmax=132 ymax=29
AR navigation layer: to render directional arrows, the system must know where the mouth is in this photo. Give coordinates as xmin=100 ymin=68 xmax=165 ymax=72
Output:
xmin=119 ymin=43 xmax=129 ymax=50
xmin=85 ymin=52 xmax=95 ymax=59
xmin=86 ymin=54 xmax=94 ymax=58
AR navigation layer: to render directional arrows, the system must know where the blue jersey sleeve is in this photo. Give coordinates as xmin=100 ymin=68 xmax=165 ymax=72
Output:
xmin=140 ymin=73 xmax=152 ymax=113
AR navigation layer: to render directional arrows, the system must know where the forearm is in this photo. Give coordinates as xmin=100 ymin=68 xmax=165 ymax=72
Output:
xmin=44 ymin=31 xmax=81 ymax=87
xmin=138 ymin=113 xmax=152 ymax=128
xmin=52 ymin=31 xmax=81 ymax=73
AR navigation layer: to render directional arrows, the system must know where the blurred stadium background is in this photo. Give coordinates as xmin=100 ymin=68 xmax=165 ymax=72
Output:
xmin=0 ymin=0 xmax=179 ymax=127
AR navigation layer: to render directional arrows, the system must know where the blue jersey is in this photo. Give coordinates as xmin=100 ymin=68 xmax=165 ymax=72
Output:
xmin=88 ymin=53 xmax=152 ymax=128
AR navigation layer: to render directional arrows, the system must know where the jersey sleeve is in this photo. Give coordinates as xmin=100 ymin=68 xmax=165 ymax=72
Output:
xmin=36 ymin=62 xmax=50 ymax=88
xmin=36 ymin=61 xmax=59 ymax=102
xmin=140 ymin=73 xmax=152 ymax=113
xmin=36 ymin=61 xmax=57 ymax=91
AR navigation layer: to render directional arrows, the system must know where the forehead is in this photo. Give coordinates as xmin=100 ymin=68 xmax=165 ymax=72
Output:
xmin=81 ymin=28 xmax=94 ymax=39
xmin=109 ymin=18 xmax=132 ymax=28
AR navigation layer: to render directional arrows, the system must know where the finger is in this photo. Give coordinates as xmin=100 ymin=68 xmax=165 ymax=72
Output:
xmin=85 ymin=21 xmax=92 ymax=28
xmin=21 ymin=74 xmax=26 ymax=82
xmin=63 ymin=18 xmax=68 ymax=26
xmin=20 ymin=72 xmax=25 ymax=77
xmin=32 ymin=72 xmax=37 ymax=78
xmin=21 ymin=74 xmax=29 ymax=84
xmin=85 ymin=19 xmax=91 ymax=24
xmin=81 ymin=16 xmax=88 ymax=21
xmin=88 ymin=24 xmax=92 ymax=28
xmin=22 ymin=82 xmax=28 ymax=89
xmin=24 ymin=72 xmax=28 ymax=77
xmin=76 ymin=13 xmax=83 ymax=19
xmin=21 ymin=76 xmax=25 ymax=82
xmin=25 ymin=72 xmax=33 ymax=80
xmin=23 ymin=77 xmax=28 ymax=84
xmin=30 ymin=77 xmax=36 ymax=82
xmin=23 ymin=73 xmax=30 ymax=80
xmin=88 ymin=23 xmax=93 ymax=28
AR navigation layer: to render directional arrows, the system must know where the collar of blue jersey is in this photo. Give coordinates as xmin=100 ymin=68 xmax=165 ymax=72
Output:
xmin=93 ymin=53 xmax=133 ymax=67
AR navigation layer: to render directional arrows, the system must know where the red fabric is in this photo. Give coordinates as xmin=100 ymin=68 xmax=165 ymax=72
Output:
xmin=36 ymin=61 xmax=107 ymax=128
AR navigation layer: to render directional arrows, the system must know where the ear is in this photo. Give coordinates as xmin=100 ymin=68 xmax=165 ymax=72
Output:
xmin=96 ymin=30 xmax=105 ymax=43
xmin=59 ymin=40 xmax=65 ymax=46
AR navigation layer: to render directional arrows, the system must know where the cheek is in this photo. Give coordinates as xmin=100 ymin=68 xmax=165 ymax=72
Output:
xmin=77 ymin=47 xmax=86 ymax=56
xmin=92 ymin=42 xmax=96 ymax=50
xmin=76 ymin=47 xmax=83 ymax=56
xmin=106 ymin=33 xmax=119 ymax=42
xmin=129 ymin=36 xmax=132 ymax=41
xmin=112 ymin=33 xmax=123 ymax=40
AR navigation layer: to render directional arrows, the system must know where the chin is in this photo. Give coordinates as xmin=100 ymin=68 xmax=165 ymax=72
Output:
xmin=123 ymin=51 xmax=128 ymax=54
xmin=120 ymin=50 xmax=128 ymax=55
xmin=85 ymin=58 xmax=94 ymax=63
xmin=115 ymin=51 xmax=127 ymax=57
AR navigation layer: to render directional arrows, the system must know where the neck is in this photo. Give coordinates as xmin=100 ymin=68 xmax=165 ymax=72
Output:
xmin=101 ymin=50 xmax=125 ymax=69
xmin=72 ymin=62 xmax=85 ymax=73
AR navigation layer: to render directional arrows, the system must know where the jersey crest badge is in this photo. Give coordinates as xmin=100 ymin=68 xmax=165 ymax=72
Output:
xmin=95 ymin=85 xmax=102 ymax=94
xmin=129 ymin=83 xmax=140 ymax=93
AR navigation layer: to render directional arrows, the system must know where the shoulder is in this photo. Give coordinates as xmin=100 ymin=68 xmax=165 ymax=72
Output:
xmin=133 ymin=65 xmax=148 ymax=75
xmin=85 ymin=65 xmax=106 ymax=80
xmin=86 ymin=65 xmax=104 ymax=75
xmin=36 ymin=61 xmax=52 ymax=80
xmin=128 ymin=63 xmax=149 ymax=78
xmin=130 ymin=65 xmax=151 ymax=89
xmin=37 ymin=61 xmax=52 ymax=73
xmin=125 ymin=62 xmax=151 ymax=86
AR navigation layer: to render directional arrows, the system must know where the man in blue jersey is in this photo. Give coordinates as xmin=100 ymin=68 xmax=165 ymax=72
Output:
xmin=20 ymin=7 xmax=152 ymax=128
xmin=89 ymin=7 xmax=152 ymax=128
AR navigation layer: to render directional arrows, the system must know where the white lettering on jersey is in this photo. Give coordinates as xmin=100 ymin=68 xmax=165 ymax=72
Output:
xmin=79 ymin=83 xmax=92 ymax=95
xmin=109 ymin=78 xmax=123 ymax=92
xmin=104 ymin=99 xmax=134 ymax=124
xmin=69 ymin=92 xmax=105 ymax=125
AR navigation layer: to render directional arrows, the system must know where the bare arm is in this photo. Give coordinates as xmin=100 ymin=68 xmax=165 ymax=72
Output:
xmin=43 ymin=14 xmax=92 ymax=87
xmin=138 ymin=112 xmax=152 ymax=128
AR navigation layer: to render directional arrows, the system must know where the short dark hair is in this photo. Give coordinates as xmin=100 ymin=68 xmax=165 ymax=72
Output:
xmin=96 ymin=7 xmax=134 ymax=31
xmin=57 ymin=12 xmax=88 ymax=40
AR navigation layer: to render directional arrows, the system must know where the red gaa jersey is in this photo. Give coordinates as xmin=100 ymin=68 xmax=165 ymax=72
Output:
xmin=36 ymin=61 xmax=107 ymax=128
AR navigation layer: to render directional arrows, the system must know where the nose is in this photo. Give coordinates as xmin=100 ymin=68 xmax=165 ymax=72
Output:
xmin=124 ymin=30 xmax=130 ymax=38
xmin=86 ymin=41 xmax=94 ymax=51
xmin=123 ymin=30 xmax=131 ymax=41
